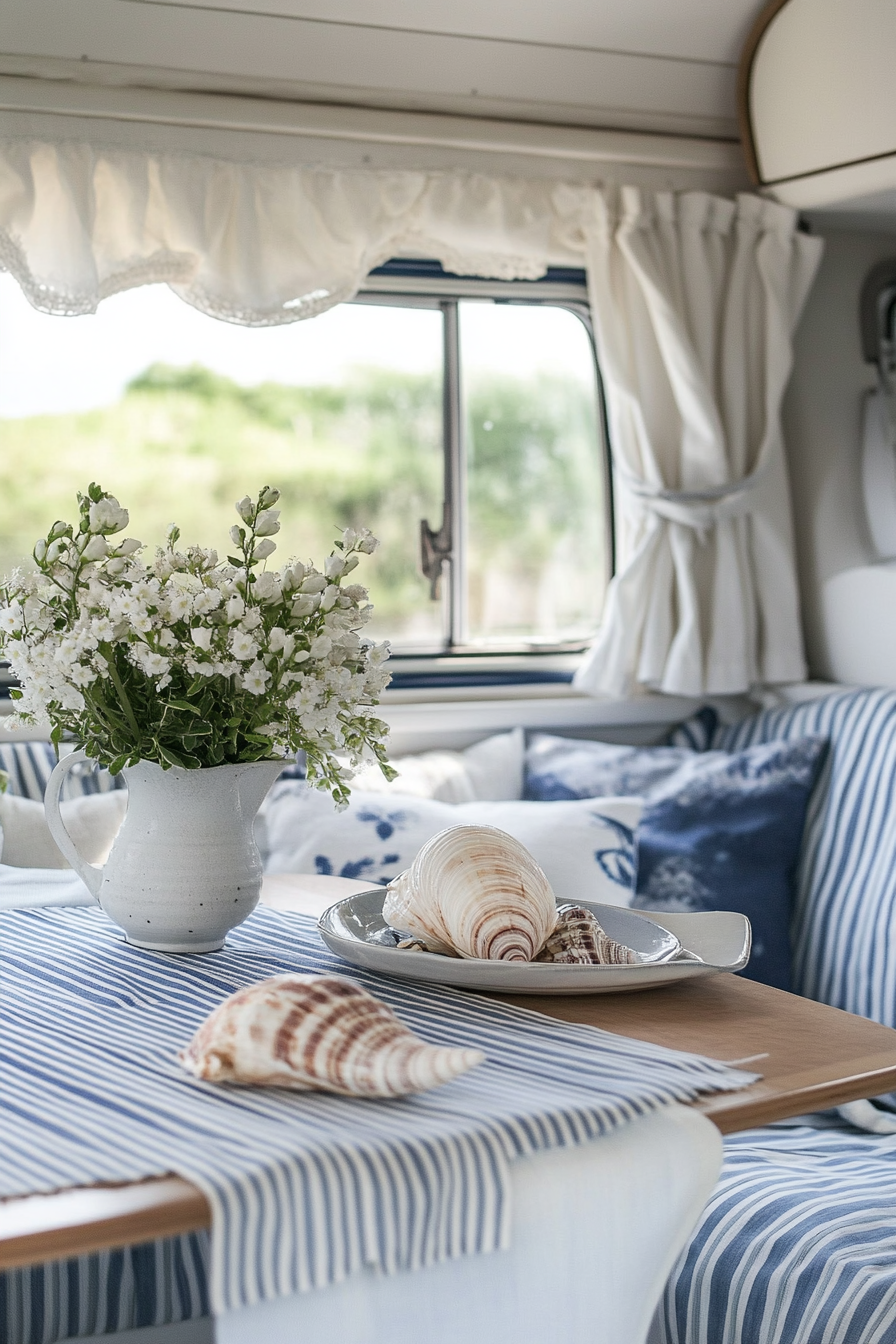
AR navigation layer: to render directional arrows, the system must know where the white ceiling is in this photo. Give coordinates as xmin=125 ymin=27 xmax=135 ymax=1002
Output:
xmin=1 ymin=0 xmax=766 ymax=140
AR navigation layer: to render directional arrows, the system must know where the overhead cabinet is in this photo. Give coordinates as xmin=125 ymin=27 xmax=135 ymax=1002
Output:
xmin=741 ymin=0 xmax=896 ymax=214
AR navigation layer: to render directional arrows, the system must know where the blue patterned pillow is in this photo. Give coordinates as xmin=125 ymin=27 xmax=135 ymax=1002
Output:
xmin=526 ymin=730 xmax=827 ymax=991
xmin=632 ymin=737 xmax=828 ymax=991
xmin=525 ymin=734 xmax=697 ymax=801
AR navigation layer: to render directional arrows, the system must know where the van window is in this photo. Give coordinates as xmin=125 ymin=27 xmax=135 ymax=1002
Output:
xmin=0 ymin=265 xmax=610 ymax=663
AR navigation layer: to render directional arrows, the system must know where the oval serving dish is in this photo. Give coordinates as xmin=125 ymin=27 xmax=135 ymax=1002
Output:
xmin=317 ymin=890 xmax=751 ymax=995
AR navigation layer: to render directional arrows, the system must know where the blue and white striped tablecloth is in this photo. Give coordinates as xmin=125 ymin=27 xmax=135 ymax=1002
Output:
xmin=0 ymin=905 xmax=756 ymax=1313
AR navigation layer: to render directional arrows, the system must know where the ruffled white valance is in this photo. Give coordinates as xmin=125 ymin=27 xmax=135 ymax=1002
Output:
xmin=0 ymin=137 xmax=822 ymax=696
xmin=0 ymin=138 xmax=593 ymax=324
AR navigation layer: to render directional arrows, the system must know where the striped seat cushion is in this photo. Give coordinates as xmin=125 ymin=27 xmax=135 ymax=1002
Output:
xmin=2 ymin=1233 xmax=209 ymax=1344
xmin=656 ymin=1122 xmax=896 ymax=1344
xmin=660 ymin=688 xmax=896 ymax=1344
xmin=713 ymin=687 xmax=896 ymax=1023
xmin=0 ymin=743 xmax=126 ymax=803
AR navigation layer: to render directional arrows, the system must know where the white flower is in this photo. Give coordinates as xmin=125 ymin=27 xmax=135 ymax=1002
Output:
xmin=343 ymin=584 xmax=368 ymax=603
xmin=252 ymin=539 xmax=277 ymax=561
xmin=88 ymin=497 xmax=129 ymax=535
xmin=240 ymin=608 xmax=262 ymax=631
xmin=290 ymin=594 xmax=318 ymax=618
xmin=300 ymin=574 xmax=327 ymax=594
xmin=235 ymin=496 xmax=254 ymax=523
xmin=166 ymin=591 xmax=193 ymax=621
xmin=0 ymin=604 xmax=23 ymax=634
xmin=254 ymin=509 xmax=281 ymax=537
xmin=242 ymin=662 xmax=271 ymax=695
xmin=230 ymin=524 xmax=245 ymax=547
xmin=226 ymin=594 xmax=245 ymax=622
xmin=69 ymin=662 xmax=97 ymax=688
xmin=142 ymin=651 xmax=170 ymax=677
xmin=309 ymin=634 xmax=333 ymax=659
xmin=169 ymin=570 xmax=202 ymax=593
xmin=289 ymin=683 xmax=320 ymax=711
xmin=112 ymin=538 xmax=143 ymax=557
xmin=229 ymin=629 xmax=258 ymax=661
xmin=319 ymin=584 xmax=340 ymax=613
xmin=158 ymin=628 xmax=176 ymax=649
xmin=253 ymin=571 xmax=281 ymax=603
xmin=192 ymin=588 xmax=222 ymax=615
xmin=191 ymin=627 xmax=213 ymax=651
xmin=355 ymin=529 xmax=378 ymax=554
xmin=268 ymin=627 xmax=295 ymax=659
xmin=82 ymin=534 xmax=108 ymax=562
xmin=324 ymin=553 xmax=346 ymax=580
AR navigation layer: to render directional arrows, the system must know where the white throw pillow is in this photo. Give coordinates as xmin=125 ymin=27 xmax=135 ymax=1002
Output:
xmin=0 ymin=791 xmax=128 ymax=869
xmin=349 ymin=729 xmax=524 ymax=803
xmin=262 ymin=785 xmax=642 ymax=907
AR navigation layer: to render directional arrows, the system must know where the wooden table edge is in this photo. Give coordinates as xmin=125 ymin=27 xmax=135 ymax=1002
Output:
xmin=6 ymin=1052 xmax=896 ymax=1269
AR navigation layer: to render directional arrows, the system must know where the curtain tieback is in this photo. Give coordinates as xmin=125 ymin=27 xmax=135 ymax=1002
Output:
xmin=616 ymin=459 xmax=768 ymax=530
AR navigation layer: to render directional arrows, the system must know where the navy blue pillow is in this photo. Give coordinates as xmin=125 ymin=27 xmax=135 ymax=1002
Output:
xmin=525 ymin=730 xmax=827 ymax=992
xmin=632 ymin=737 xmax=827 ymax=992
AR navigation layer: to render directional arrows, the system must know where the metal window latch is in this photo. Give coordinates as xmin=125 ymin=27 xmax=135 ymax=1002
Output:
xmin=420 ymin=506 xmax=451 ymax=600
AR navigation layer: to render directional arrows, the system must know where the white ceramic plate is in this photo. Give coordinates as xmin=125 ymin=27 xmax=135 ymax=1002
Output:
xmin=317 ymin=891 xmax=752 ymax=994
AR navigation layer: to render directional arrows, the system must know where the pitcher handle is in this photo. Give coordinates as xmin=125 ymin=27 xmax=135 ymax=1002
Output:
xmin=44 ymin=749 xmax=105 ymax=898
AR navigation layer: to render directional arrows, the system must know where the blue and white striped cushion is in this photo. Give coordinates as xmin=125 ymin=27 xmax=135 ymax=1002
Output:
xmin=659 ymin=688 xmax=896 ymax=1344
xmin=656 ymin=1123 xmax=896 ymax=1344
xmin=2 ymin=1233 xmax=209 ymax=1344
xmin=0 ymin=743 xmax=126 ymax=802
xmin=712 ymin=688 xmax=896 ymax=1022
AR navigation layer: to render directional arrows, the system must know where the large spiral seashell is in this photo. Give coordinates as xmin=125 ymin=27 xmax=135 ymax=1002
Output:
xmin=383 ymin=824 xmax=558 ymax=962
xmin=535 ymin=904 xmax=639 ymax=965
xmin=179 ymin=973 xmax=484 ymax=1097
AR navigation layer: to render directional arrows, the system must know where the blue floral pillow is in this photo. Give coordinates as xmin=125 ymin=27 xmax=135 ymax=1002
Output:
xmin=525 ymin=734 xmax=698 ymax=801
xmin=526 ymin=730 xmax=827 ymax=991
xmin=633 ymin=736 xmax=827 ymax=991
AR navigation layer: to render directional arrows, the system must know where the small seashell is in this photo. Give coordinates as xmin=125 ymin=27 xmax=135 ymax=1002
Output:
xmin=383 ymin=825 xmax=557 ymax=962
xmin=535 ymin=904 xmax=640 ymax=965
xmin=179 ymin=973 xmax=484 ymax=1097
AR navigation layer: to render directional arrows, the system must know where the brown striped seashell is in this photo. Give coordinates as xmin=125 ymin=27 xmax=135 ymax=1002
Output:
xmin=383 ymin=824 xmax=558 ymax=962
xmin=179 ymin=973 xmax=484 ymax=1097
xmin=535 ymin=904 xmax=639 ymax=965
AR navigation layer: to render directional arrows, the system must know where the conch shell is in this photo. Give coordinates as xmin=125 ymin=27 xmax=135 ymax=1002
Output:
xmin=179 ymin=973 xmax=484 ymax=1097
xmin=536 ymin=904 xmax=639 ymax=965
xmin=383 ymin=824 xmax=557 ymax=962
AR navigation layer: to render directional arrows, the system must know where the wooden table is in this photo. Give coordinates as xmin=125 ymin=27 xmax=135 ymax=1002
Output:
xmin=5 ymin=873 xmax=896 ymax=1272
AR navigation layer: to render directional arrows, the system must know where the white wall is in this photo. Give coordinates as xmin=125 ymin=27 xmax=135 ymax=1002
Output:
xmin=783 ymin=224 xmax=896 ymax=682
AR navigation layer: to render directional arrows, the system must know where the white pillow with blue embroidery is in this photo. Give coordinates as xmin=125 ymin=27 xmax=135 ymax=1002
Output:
xmin=261 ymin=784 xmax=643 ymax=907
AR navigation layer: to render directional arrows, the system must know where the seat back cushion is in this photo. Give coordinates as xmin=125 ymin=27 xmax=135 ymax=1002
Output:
xmin=261 ymin=785 xmax=642 ymax=907
xmin=714 ymin=687 xmax=896 ymax=1022
xmin=525 ymin=731 xmax=827 ymax=991
xmin=0 ymin=741 xmax=126 ymax=801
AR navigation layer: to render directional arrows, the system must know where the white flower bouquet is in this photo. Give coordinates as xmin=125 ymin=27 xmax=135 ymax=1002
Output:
xmin=0 ymin=484 xmax=394 ymax=804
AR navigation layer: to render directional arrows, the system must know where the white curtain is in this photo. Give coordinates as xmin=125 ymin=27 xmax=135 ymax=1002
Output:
xmin=0 ymin=139 xmax=822 ymax=696
xmin=575 ymin=188 xmax=823 ymax=697
xmin=0 ymin=138 xmax=592 ymax=323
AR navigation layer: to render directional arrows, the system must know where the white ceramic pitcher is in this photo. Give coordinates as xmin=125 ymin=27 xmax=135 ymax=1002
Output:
xmin=45 ymin=750 xmax=286 ymax=953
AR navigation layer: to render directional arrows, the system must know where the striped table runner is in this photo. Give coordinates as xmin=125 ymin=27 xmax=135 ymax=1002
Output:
xmin=1 ymin=905 xmax=756 ymax=1313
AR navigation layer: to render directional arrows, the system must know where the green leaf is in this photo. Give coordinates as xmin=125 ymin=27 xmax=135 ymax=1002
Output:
xmin=166 ymin=699 xmax=202 ymax=715
xmin=157 ymin=744 xmax=189 ymax=768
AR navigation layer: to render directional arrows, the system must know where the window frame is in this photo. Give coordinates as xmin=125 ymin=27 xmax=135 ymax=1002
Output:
xmin=354 ymin=262 xmax=615 ymax=674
